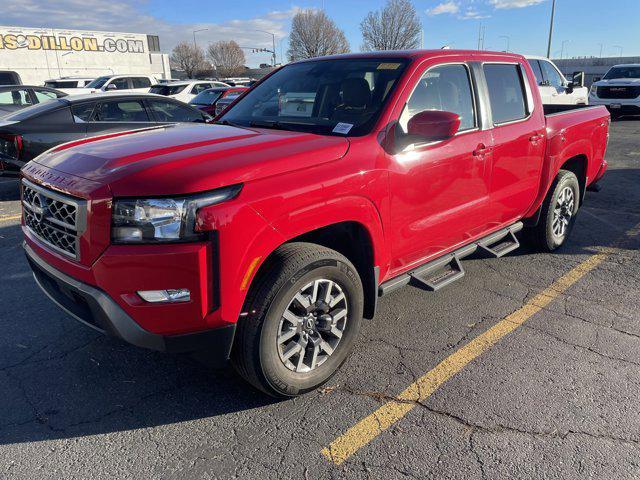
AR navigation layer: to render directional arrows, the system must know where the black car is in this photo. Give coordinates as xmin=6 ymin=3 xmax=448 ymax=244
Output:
xmin=0 ymin=85 xmax=67 ymax=115
xmin=0 ymin=71 xmax=21 ymax=86
xmin=0 ymin=93 xmax=211 ymax=174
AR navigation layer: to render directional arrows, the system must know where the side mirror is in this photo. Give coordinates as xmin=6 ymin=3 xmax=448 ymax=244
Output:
xmin=572 ymin=71 xmax=585 ymax=87
xmin=106 ymin=84 xmax=117 ymax=91
xmin=407 ymin=110 xmax=460 ymax=143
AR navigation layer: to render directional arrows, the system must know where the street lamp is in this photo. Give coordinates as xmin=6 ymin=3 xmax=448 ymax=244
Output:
xmin=499 ymin=35 xmax=510 ymax=52
xmin=193 ymin=28 xmax=208 ymax=48
xmin=546 ymin=0 xmax=556 ymax=58
xmin=560 ymin=40 xmax=569 ymax=59
xmin=253 ymin=30 xmax=277 ymax=66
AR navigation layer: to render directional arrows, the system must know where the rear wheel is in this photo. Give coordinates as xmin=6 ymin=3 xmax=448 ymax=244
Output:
xmin=231 ymin=243 xmax=363 ymax=397
xmin=529 ymin=169 xmax=580 ymax=252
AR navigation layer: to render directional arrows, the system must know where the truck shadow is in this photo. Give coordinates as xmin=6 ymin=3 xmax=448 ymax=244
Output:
xmin=0 ymin=169 xmax=637 ymax=446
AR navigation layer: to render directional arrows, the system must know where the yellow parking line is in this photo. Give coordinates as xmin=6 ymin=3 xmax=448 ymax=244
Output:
xmin=0 ymin=214 xmax=21 ymax=223
xmin=321 ymin=224 xmax=640 ymax=466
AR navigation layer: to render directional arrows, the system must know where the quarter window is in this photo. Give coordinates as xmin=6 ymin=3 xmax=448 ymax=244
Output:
xmin=33 ymin=90 xmax=59 ymax=102
xmin=401 ymin=64 xmax=476 ymax=132
xmin=483 ymin=64 xmax=528 ymax=125
xmin=110 ymin=78 xmax=130 ymax=90
xmin=147 ymin=100 xmax=202 ymax=122
xmin=132 ymin=77 xmax=151 ymax=89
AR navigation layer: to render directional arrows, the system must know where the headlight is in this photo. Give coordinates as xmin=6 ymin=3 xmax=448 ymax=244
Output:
xmin=111 ymin=185 xmax=242 ymax=243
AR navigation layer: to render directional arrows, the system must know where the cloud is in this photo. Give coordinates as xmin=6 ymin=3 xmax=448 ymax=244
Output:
xmin=460 ymin=8 xmax=491 ymax=19
xmin=427 ymin=1 xmax=460 ymax=16
xmin=2 ymin=0 xmax=297 ymax=65
xmin=489 ymin=0 xmax=546 ymax=8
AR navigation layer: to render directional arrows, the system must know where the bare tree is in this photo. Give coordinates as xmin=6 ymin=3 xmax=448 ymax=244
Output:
xmin=170 ymin=42 xmax=207 ymax=78
xmin=207 ymin=40 xmax=246 ymax=78
xmin=288 ymin=10 xmax=350 ymax=61
xmin=360 ymin=0 xmax=422 ymax=51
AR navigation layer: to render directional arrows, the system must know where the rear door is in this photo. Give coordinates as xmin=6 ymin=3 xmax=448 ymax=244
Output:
xmin=84 ymin=98 xmax=154 ymax=135
xmin=131 ymin=77 xmax=152 ymax=92
xmin=482 ymin=62 xmax=546 ymax=226
xmin=387 ymin=62 xmax=493 ymax=270
xmin=21 ymin=106 xmax=88 ymax=160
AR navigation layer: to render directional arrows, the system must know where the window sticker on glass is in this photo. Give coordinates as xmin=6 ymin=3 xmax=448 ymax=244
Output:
xmin=332 ymin=122 xmax=353 ymax=134
xmin=377 ymin=63 xmax=402 ymax=70
xmin=279 ymin=92 xmax=316 ymax=117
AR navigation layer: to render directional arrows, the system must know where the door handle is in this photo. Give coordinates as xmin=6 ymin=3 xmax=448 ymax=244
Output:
xmin=473 ymin=144 xmax=491 ymax=157
xmin=529 ymin=133 xmax=544 ymax=143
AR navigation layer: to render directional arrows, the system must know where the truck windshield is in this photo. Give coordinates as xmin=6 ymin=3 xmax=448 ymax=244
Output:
xmin=220 ymin=58 xmax=409 ymax=136
xmin=603 ymin=67 xmax=640 ymax=80
xmin=86 ymin=76 xmax=110 ymax=89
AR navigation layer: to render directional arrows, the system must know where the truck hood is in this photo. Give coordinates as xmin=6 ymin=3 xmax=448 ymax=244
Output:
xmin=592 ymin=78 xmax=640 ymax=87
xmin=29 ymin=123 xmax=350 ymax=197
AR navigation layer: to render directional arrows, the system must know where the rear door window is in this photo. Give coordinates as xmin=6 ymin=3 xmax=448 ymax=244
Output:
xmin=147 ymin=99 xmax=202 ymax=122
xmin=71 ymin=103 xmax=97 ymax=123
xmin=527 ymin=60 xmax=545 ymax=85
xmin=94 ymin=100 xmax=150 ymax=122
xmin=483 ymin=64 xmax=528 ymax=125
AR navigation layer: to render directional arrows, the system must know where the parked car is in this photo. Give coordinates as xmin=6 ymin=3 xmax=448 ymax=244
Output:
xmin=0 ymin=85 xmax=67 ymax=115
xmin=589 ymin=64 xmax=640 ymax=119
xmin=149 ymin=80 xmax=230 ymax=103
xmin=44 ymin=77 xmax=94 ymax=89
xmin=20 ymin=51 xmax=609 ymax=397
xmin=0 ymin=93 xmax=210 ymax=173
xmin=190 ymin=87 xmax=248 ymax=116
xmin=221 ymin=77 xmax=252 ymax=87
xmin=0 ymin=70 xmax=21 ymax=86
xmin=213 ymin=90 xmax=247 ymax=116
xmin=56 ymin=75 xmax=156 ymax=96
xmin=526 ymin=56 xmax=588 ymax=105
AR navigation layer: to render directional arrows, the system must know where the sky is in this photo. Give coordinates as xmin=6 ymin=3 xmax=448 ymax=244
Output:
xmin=3 ymin=0 xmax=639 ymax=67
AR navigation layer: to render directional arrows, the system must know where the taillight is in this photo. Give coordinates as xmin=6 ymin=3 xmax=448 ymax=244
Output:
xmin=0 ymin=134 xmax=22 ymax=160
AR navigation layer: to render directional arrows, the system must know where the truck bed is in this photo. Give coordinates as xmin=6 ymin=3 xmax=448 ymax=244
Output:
xmin=543 ymin=103 xmax=594 ymax=116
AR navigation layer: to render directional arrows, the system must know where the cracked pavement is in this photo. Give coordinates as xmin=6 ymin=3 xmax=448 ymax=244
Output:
xmin=1 ymin=120 xmax=639 ymax=479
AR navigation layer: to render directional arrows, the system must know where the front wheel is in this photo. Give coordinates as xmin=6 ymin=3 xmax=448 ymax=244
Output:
xmin=529 ymin=169 xmax=580 ymax=252
xmin=231 ymin=243 xmax=364 ymax=397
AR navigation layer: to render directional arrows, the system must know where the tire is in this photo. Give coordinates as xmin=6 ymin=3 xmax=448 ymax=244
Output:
xmin=529 ymin=169 xmax=580 ymax=252
xmin=231 ymin=242 xmax=364 ymax=397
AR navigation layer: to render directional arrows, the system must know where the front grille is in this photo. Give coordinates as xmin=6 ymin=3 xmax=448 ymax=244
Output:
xmin=597 ymin=86 xmax=640 ymax=99
xmin=22 ymin=179 xmax=87 ymax=260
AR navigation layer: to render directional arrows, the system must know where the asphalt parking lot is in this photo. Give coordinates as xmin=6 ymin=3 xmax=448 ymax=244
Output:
xmin=1 ymin=119 xmax=639 ymax=479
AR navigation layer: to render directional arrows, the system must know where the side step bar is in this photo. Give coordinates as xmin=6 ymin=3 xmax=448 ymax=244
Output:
xmin=379 ymin=222 xmax=523 ymax=297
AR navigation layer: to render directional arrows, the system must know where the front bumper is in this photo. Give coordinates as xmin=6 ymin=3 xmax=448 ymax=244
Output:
xmin=25 ymin=242 xmax=236 ymax=357
xmin=590 ymin=97 xmax=640 ymax=115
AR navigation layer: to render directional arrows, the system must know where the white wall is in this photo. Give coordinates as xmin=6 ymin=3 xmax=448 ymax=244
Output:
xmin=0 ymin=26 xmax=170 ymax=85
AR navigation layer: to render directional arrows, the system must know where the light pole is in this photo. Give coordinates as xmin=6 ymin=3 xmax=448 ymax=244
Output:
xmin=598 ymin=43 xmax=604 ymax=58
xmin=546 ymin=0 xmax=556 ymax=58
xmin=254 ymin=30 xmax=277 ymax=66
xmin=499 ymin=35 xmax=510 ymax=52
xmin=192 ymin=28 xmax=208 ymax=48
xmin=560 ymin=40 xmax=569 ymax=59
xmin=612 ymin=45 xmax=623 ymax=57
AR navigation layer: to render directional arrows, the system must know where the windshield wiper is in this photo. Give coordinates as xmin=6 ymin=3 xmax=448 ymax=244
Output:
xmin=249 ymin=119 xmax=319 ymax=132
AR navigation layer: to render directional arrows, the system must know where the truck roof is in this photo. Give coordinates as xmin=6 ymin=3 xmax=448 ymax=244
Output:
xmin=293 ymin=49 xmax=525 ymax=63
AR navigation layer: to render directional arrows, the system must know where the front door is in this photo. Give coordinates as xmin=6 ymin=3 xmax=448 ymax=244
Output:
xmin=388 ymin=63 xmax=493 ymax=273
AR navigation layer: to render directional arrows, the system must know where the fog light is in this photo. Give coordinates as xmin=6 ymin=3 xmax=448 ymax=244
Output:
xmin=137 ymin=289 xmax=191 ymax=303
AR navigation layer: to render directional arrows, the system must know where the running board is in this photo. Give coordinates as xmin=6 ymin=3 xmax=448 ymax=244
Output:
xmin=409 ymin=255 xmax=465 ymax=291
xmin=378 ymin=222 xmax=523 ymax=297
xmin=477 ymin=229 xmax=520 ymax=258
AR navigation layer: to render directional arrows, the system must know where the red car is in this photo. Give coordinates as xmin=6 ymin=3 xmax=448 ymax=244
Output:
xmin=21 ymin=50 xmax=609 ymax=397
xmin=189 ymin=87 xmax=248 ymax=116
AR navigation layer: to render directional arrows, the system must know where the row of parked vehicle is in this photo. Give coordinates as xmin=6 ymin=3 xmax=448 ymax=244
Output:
xmin=0 ymin=75 xmax=250 ymax=175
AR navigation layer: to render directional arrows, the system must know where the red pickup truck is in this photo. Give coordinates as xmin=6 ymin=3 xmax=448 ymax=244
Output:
xmin=20 ymin=50 xmax=609 ymax=396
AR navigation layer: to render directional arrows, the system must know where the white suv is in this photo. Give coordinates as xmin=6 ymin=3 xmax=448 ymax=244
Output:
xmin=589 ymin=64 xmax=640 ymax=119
xmin=44 ymin=77 xmax=94 ymax=89
xmin=526 ymin=56 xmax=588 ymax=105
xmin=149 ymin=80 xmax=230 ymax=103
xmin=57 ymin=75 xmax=156 ymax=96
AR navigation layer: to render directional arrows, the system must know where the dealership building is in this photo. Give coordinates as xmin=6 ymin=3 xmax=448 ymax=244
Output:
xmin=0 ymin=25 xmax=171 ymax=85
